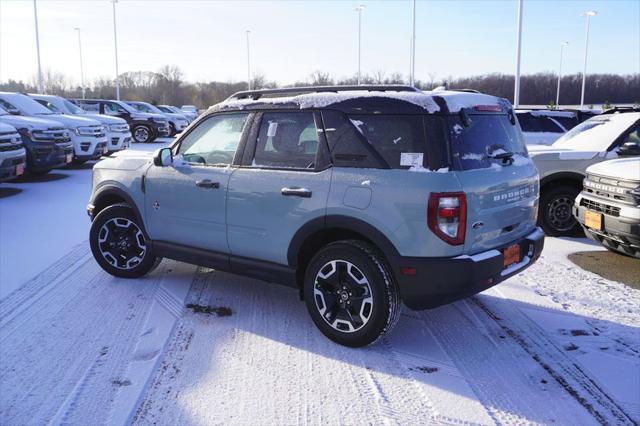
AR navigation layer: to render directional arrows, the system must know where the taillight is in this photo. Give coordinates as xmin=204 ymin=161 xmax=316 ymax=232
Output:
xmin=473 ymin=104 xmax=503 ymax=113
xmin=428 ymin=192 xmax=467 ymax=245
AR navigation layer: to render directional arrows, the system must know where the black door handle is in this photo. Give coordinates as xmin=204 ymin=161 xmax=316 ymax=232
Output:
xmin=281 ymin=187 xmax=312 ymax=198
xmin=195 ymin=179 xmax=220 ymax=189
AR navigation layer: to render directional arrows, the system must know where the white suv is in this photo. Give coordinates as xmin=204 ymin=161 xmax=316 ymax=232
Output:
xmin=0 ymin=92 xmax=107 ymax=164
xmin=29 ymin=94 xmax=131 ymax=154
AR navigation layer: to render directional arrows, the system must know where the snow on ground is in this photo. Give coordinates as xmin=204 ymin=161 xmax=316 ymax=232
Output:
xmin=0 ymin=140 xmax=638 ymax=425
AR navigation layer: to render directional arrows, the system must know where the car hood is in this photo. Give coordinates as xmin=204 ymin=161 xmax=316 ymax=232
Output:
xmin=30 ymin=113 xmax=101 ymax=128
xmin=0 ymin=114 xmax=67 ymax=130
xmin=528 ymin=145 xmax=600 ymax=161
xmin=164 ymin=112 xmax=188 ymax=121
xmin=0 ymin=121 xmax=17 ymax=133
xmin=587 ymin=157 xmax=640 ymax=182
xmin=94 ymin=152 xmax=152 ymax=171
xmin=79 ymin=114 xmax=127 ymax=125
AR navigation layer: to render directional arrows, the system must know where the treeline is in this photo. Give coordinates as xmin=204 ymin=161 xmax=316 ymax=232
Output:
xmin=1 ymin=66 xmax=637 ymax=109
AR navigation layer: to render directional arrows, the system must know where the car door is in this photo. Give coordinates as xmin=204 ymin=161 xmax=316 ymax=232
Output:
xmin=226 ymin=111 xmax=332 ymax=265
xmin=144 ymin=112 xmax=251 ymax=254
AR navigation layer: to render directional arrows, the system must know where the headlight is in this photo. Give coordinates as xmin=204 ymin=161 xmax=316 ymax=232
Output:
xmin=153 ymin=117 xmax=167 ymax=124
xmin=109 ymin=123 xmax=129 ymax=132
xmin=75 ymin=126 xmax=96 ymax=136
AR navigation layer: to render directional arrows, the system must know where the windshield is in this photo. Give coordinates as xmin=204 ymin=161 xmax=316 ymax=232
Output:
xmin=449 ymin=112 xmax=527 ymax=170
xmin=552 ymin=115 xmax=635 ymax=151
xmin=131 ymin=102 xmax=162 ymax=114
xmin=115 ymin=101 xmax=138 ymax=114
xmin=0 ymin=106 xmax=8 ymax=116
xmin=62 ymin=98 xmax=86 ymax=114
xmin=0 ymin=94 xmax=55 ymax=115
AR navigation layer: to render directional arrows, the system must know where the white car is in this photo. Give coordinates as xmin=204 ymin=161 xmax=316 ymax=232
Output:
xmin=180 ymin=105 xmax=199 ymax=121
xmin=0 ymin=92 xmax=107 ymax=164
xmin=30 ymin=94 xmax=131 ymax=154
xmin=529 ymin=112 xmax=640 ymax=236
xmin=516 ymin=109 xmax=579 ymax=146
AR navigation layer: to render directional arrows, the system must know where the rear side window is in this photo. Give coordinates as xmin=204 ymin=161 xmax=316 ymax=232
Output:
xmin=347 ymin=114 xmax=426 ymax=169
xmin=253 ymin=112 xmax=319 ymax=169
xmin=78 ymin=102 xmax=100 ymax=113
xmin=449 ymin=113 xmax=526 ymax=170
xmin=517 ymin=113 xmax=563 ymax=133
xmin=553 ymin=116 xmax=578 ymax=130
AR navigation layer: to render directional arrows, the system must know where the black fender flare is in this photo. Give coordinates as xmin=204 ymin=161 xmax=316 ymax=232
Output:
xmin=540 ymin=171 xmax=585 ymax=189
xmin=287 ymin=215 xmax=400 ymax=267
xmin=91 ymin=186 xmax=144 ymax=226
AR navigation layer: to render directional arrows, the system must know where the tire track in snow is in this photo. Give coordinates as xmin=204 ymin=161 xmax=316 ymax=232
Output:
xmin=418 ymin=300 xmax=599 ymax=425
xmin=472 ymin=293 xmax=637 ymax=426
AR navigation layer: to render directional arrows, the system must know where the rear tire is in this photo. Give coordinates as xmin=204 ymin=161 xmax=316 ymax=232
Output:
xmin=303 ymin=240 xmax=401 ymax=347
xmin=90 ymin=204 xmax=160 ymax=278
xmin=539 ymin=185 xmax=582 ymax=237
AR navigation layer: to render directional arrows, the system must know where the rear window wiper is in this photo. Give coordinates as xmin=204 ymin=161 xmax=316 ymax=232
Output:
xmin=487 ymin=147 xmax=514 ymax=164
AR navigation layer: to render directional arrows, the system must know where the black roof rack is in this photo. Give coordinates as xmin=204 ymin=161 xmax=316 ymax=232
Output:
xmin=600 ymin=106 xmax=640 ymax=115
xmin=227 ymin=85 xmax=420 ymax=101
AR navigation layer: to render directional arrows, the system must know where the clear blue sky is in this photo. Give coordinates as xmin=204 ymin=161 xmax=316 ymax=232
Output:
xmin=0 ymin=0 xmax=638 ymax=85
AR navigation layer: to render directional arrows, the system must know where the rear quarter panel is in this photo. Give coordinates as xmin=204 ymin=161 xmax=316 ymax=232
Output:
xmin=327 ymin=167 xmax=465 ymax=258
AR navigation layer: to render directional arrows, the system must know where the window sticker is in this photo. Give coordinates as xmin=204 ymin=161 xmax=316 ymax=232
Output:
xmin=267 ymin=122 xmax=278 ymax=137
xmin=400 ymin=152 xmax=423 ymax=167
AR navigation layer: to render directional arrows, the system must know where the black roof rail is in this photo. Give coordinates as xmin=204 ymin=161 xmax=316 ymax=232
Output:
xmin=600 ymin=106 xmax=640 ymax=115
xmin=450 ymin=89 xmax=480 ymax=93
xmin=227 ymin=85 xmax=420 ymax=101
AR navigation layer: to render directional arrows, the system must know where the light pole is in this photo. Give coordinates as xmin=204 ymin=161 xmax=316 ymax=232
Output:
xmin=111 ymin=0 xmax=120 ymax=100
xmin=513 ymin=0 xmax=523 ymax=108
xmin=74 ymin=27 xmax=86 ymax=99
xmin=246 ymin=30 xmax=251 ymax=91
xmin=355 ymin=4 xmax=365 ymax=85
xmin=410 ymin=0 xmax=416 ymax=86
xmin=555 ymin=41 xmax=568 ymax=107
xmin=580 ymin=10 xmax=596 ymax=108
xmin=33 ymin=0 xmax=44 ymax=93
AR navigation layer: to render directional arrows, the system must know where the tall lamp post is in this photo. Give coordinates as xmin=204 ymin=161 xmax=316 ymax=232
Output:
xmin=513 ymin=0 xmax=523 ymax=108
xmin=246 ymin=30 xmax=251 ymax=90
xmin=410 ymin=0 xmax=416 ymax=86
xmin=580 ymin=10 xmax=596 ymax=108
xmin=74 ymin=27 xmax=86 ymax=99
xmin=111 ymin=0 xmax=120 ymax=100
xmin=555 ymin=41 xmax=568 ymax=107
xmin=355 ymin=4 xmax=365 ymax=85
xmin=33 ymin=0 xmax=44 ymax=93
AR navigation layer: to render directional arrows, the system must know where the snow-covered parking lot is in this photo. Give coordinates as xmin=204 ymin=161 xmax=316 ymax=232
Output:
xmin=1 ymin=141 xmax=638 ymax=425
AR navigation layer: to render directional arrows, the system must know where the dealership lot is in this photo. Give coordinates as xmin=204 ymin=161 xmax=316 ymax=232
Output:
xmin=0 ymin=142 xmax=638 ymax=425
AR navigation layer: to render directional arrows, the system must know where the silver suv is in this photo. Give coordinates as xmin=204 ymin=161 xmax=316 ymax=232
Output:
xmin=87 ymin=86 xmax=544 ymax=346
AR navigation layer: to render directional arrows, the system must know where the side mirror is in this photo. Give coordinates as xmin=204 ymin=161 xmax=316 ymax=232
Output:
xmin=153 ymin=148 xmax=173 ymax=166
xmin=616 ymin=142 xmax=640 ymax=156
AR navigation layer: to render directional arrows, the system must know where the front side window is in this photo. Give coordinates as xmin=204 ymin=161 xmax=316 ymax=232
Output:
xmin=79 ymin=102 xmax=100 ymax=113
xmin=253 ymin=112 xmax=319 ymax=169
xmin=178 ymin=113 xmax=249 ymax=166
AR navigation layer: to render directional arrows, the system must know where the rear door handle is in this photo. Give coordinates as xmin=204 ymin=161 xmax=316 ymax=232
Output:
xmin=195 ymin=179 xmax=220 ymax=189
xmin=281 ymin=187 xmax=312 ymax=198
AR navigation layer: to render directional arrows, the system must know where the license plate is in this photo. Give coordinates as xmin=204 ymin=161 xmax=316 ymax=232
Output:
xmin=66 ymin=154 xmax=73 ymax=163
xmin=584 ymin=210 xmax=602 ymax=231
xmin=15 ymin=164 xmax=24 ymax=176
xmin=503 ymin=244 xmax=521 ymax=267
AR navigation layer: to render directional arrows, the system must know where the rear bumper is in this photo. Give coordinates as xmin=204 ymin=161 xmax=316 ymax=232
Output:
xmin=391 ymin=228 xmax=545 ymax=310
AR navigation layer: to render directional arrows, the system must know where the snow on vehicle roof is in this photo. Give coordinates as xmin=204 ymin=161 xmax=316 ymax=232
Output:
xmin=587 ymin=157 xmax=640 ymax=182
xmin=553 ymin=112 xmax=640 ymax=151
xmin=516 ymin=109 xmax=577 ymax=118
xmin=216 ymin=89 xmax=508 ymax=114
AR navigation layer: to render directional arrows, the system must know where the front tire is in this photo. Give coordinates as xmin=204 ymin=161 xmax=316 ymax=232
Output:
xmin=90 ymin=204 xmax=160 ymax=278
xmin=303 ymin=240 xmax=401 ymax=347
xmin=132 ymin=125 xmax=152 ymax=143
xmin=539 ymin=185 xmax=582 ymax=237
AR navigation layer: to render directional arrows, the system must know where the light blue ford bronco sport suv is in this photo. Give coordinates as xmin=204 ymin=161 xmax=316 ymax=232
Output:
xmin=88 ymin=86 xmax=544 ymax=347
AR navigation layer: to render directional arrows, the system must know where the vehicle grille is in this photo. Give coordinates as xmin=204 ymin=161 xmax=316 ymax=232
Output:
xmin=0 ymin=141 xmax=23 ymax=152
xmin=583 ymin=173 xmax=640 ymax=206
xmin=32 ymin=128 xmax=71 ymax=143
xmin=580 ymin=198 xmax=621 ymax=217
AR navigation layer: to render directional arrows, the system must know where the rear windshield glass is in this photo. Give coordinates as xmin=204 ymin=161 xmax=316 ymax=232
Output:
xmin=347 ymin=115 xmax=426 ymax=169
xmin=448 ymin=113 xmax=527 ymax=170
